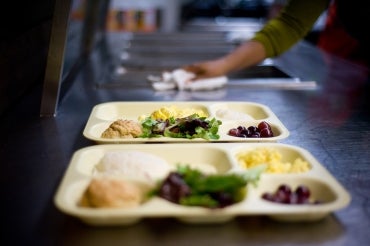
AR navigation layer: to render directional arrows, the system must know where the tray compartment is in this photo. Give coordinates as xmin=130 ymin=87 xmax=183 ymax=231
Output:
xmin=231 ymin=144 xmax=313 ymax=174
xmin=255 ymin=176 xmax=338 ymax=205
xmin=209 ymin=102 xmax=270 ymax=120
xmin=219 ymin=121 xmax=286 ymax=142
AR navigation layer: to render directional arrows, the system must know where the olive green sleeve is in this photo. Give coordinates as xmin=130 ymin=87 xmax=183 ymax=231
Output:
xmin=252 ymin=0 xmax=330 ymax=57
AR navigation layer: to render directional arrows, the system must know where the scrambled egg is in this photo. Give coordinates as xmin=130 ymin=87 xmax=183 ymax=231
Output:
xmin=139 ymin=106 xmax=208 ymax=121
xmin=236 ymin=147 xmax=310 ymax=174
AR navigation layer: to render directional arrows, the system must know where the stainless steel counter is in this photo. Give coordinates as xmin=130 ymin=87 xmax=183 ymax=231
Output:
xmin=1 ymin=33 xmax=369 ymax=246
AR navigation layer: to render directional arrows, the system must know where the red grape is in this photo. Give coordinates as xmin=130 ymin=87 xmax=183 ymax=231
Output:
xmin=277 ymin=184 xmax=292 ymax=195
xmin=258 ymin=121 xmax=271 ymax=131
xmin=228 ymin=128 xmax=239 ymax=136
xmin=260 ymin=128 xmax=273 ymax=137
xmin=248 ymin=126 xmax=259 ymax=133
xmin=295 ymin=185 xmax=310 ymax=200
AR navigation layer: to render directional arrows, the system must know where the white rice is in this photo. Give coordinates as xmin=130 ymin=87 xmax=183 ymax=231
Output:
xmin=216 ymin=108 xmax=254 ymax=121
xmin=96 ymin=150 xmax=172 ymax=182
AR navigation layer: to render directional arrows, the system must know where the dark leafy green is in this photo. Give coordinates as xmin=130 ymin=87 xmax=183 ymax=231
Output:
xmin=151 ymin=164 xmax=266 ymax=208
xmin=139 ymin=114 xmax=222 ymax=140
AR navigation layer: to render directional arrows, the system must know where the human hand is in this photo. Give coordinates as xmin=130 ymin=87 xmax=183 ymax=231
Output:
xmin=182 ymin=58 xmax=229 ymax=81
xmin=183 ymin=40 xmax=266 ymax=81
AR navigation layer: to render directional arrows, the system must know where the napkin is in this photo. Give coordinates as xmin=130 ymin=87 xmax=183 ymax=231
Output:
xmin=148 ymin=69 xmax=228 ymax=91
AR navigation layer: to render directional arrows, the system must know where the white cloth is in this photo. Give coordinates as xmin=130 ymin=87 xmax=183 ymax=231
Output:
xmin=148 ymin=69 xmax=228 ymax=91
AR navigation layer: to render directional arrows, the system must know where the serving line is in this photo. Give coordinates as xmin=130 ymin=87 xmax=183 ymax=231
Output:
xmin=227 ymin=78 xmax=317 ymax=90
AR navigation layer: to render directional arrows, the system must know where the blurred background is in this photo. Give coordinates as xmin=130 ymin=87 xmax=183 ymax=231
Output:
xmin=0 ymin=0 xmax=326 ymax=117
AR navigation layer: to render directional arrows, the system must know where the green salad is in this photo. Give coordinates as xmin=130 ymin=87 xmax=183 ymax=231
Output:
xmin=139 ymin=114 xmax=222 ymax=140
xmin=150 ymin=165 xmax=265 ymax=208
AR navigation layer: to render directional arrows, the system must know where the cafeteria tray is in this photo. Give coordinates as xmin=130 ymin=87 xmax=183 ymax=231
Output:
xmin=82 ymin=101 xmax=290 ymax=143
xmin=54 ymin=143 xmax=351 ymax=226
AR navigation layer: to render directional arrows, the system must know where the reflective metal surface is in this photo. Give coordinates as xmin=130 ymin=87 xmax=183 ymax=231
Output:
xmin=39 ymin=0 xmax=72 ymax=117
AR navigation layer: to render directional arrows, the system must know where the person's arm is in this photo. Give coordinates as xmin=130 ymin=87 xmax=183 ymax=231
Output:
xmin=254 ymin=0 xmax=329 ymax=57
xmin=183 ymin=41 xmax=266 ymax=79
xmin=185 ymin=0 xmax=330 ymax=79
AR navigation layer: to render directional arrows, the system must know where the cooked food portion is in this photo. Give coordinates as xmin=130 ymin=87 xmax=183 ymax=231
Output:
xmin=96 ymin=150 xmax=172 ymax=181
xmin=236 ymin=147 xmax=310 ymax=174
xmin=216 ymin=109 xmax=253 ymax=121
xmin=101 ymin=119 xmax=143 ymax=139
xmin=79 ymin=176 xmax=143 ymax=208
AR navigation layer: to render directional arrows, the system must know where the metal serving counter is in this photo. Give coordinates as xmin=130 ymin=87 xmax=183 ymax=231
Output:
xmin=1 ymin=31 xmax=370 ymax=246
